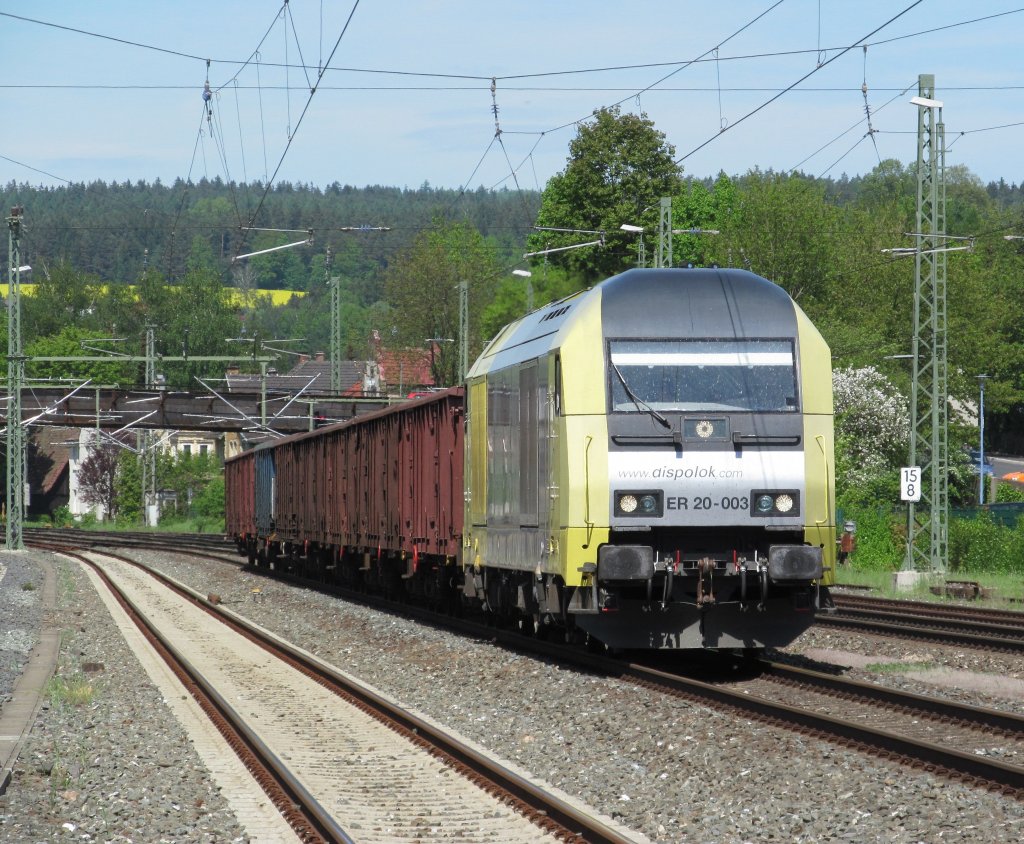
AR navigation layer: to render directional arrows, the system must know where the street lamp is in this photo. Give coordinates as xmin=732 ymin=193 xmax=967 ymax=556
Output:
xmin=977 ymin=374 xmax=990 ymax=505
xmin=620 ymin=224 xmax=645 ymax=268
xmin=512 ymin=269 xmax=533 ymax=312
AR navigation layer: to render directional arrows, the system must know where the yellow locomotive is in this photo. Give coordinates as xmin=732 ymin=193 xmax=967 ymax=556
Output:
xmin=461 ymin=267 xmax=834 ymax=649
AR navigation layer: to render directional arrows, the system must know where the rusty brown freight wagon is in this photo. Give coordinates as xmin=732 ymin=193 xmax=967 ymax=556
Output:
xmin=228 ymin=388 xmax=465 ymax=578
xmin=224 ymin=447 xmax=256 ymax=558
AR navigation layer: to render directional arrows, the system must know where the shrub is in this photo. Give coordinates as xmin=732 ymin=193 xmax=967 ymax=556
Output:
xmin=833 ymin=367 xmax=908 ymax=504
xmin=837 ymin=506 xmax=904 ymax=572
xmin=948 ymin=513 xmax=1024 ymax=575
xmin=50 ymin=505 xmax=73 ymax=527
xmin=995 ymin=482 xmax=1024 ymax=503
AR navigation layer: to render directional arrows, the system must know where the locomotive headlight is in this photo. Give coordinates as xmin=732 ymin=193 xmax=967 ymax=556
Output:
xmin=750 ymin=490 xmax=800 ymax=517
xmin=615 ymin=490 xmax=663 ymax=517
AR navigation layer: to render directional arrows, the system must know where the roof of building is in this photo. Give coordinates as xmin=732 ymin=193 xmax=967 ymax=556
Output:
xmin=27 ymin=426 xmax=77 ymax=494
xmin=225 ymin=355 xmax=366 ymax=397
xmin=377 ymin=347 xmax=434 ymax=391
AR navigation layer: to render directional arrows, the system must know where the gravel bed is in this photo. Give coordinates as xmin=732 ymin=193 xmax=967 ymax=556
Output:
xmin=0 ymin=552 xmax=248 ymax=843
xmin=4 ymin=548 xmax=1024 ymax=843
xmin=0 ymin=554 xmax=43 ymax=721
xmin=772 ymin=625 xmax=1024 ymax=716
xmin=145 ymin=553 xmax=1024 ymax=844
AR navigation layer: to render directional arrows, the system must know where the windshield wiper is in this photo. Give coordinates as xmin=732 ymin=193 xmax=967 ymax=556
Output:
xmin=610 ymin=361 xmax=671 ymax=429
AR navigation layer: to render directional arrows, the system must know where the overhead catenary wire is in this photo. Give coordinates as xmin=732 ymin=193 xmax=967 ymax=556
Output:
xmin=3 ymin=7 xmax=1021 ymax=84
xmin=0 ymin=153 xmax=71 ymax=185
xmin=537 ymin=0 xmax=788 ymax=138
xmin=861 ymin=46 xmax=882 ymax=165
xmin=448 ymin=1 xmax=789 ymax=222
xmin=788 ymin=81 xmax=915 ymax=174
xmin=4 ymin=5 xmax=1024 ymax=217
xmin=6 ymin=82 xmax=1024 ymax=94
xmin=676 ymin=1 xmax=926 ymax=165
xmin=236 ymin=0 xmax=362 ymax=254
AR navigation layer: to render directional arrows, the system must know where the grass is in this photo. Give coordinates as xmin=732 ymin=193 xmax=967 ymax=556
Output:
xmin=27 ymin=515 xmax=225 ymax=534
xmin=57 ymin=564 xmax=76 ymax=602
xmin=21 ymin=581 xmax=35 ymax=591
xmin=835 ymin=566 xmax=1024 ymax=604
xmin=47 ymin=674 xmax=96 ymax=707
xmin=865 ymin=661 xmax=937 ymax=674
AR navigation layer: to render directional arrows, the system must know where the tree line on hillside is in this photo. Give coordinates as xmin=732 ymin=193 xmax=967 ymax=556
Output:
xmin=4 ymin=106 xmax=1024 ymax=496
xmin=0 ymin=180 xmax=540 ymax=290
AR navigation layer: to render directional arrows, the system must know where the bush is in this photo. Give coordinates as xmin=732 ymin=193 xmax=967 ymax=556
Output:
xmin=948 ymin=513 xmax=1024 ymax=575
xmin=50 ymin=505 xmax=73 ymax=527
xmin=995 ymin=482 xmax=1024 ymax=503
xmin=193 ymin=476 xmax=224 ymax=520
xmin=839 ymin=506 xmax=904 ymax=571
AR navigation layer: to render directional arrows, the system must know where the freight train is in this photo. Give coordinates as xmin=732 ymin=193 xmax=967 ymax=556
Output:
xmin=225 ymin=267 xmax=835 ymax=650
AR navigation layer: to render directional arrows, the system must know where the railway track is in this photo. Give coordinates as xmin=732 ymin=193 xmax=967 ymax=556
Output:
xmin=28 ymin=537 xmax=639 ymax=844
xmin=631 ymin=658 xmax=1024 ymax=797
xmin=24 ymin=527 xmax=236 ymax=558
xmin=235 ymin=563 xmax=1024 ymax=799
xmin=30 ymin=531 xmax=1024 ymax=802
xmin=823 ymin=592 xmax=1024 ymax=653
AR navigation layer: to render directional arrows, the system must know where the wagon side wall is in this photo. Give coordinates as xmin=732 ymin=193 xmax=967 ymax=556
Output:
xmin=224 ymin=451 xmax=256 ymax=538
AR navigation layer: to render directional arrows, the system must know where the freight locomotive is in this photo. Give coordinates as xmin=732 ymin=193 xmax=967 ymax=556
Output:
xmin=225 ymin=267 xmax=835 ymax=650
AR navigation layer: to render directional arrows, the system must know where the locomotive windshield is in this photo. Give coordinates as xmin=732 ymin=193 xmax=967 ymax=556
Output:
xmin=608 ymin=339 xmax=798 ymax=413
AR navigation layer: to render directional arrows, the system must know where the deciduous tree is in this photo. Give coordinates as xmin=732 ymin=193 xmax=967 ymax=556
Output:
xmin=383 ymin=220 xmax=502 ymax=386
xmin=526 ymin=107 xmax=683 ymax=284
xmin=76 ymin=441 xmax=121 ymax=519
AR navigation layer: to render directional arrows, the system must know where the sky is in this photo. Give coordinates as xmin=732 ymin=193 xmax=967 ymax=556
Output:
xmin=1 ymin=1 xmax=1023 ymax=194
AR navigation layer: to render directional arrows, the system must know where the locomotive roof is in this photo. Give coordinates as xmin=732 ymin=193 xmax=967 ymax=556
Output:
xmin=600 ymin=267 xmax=799 ymax=338
xmin=468 ymin=267 xmax=802 ymax=378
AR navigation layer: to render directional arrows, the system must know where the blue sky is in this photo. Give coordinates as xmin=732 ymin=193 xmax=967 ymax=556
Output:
xmin=1 ymin=1 xmax=1022 ymax=191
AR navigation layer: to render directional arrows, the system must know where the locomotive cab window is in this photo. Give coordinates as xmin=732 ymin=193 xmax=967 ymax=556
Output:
xmin=608 ymin=339 xmax=798 ymax=413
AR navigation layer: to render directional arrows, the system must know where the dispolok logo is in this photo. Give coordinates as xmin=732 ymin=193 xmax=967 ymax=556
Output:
xmin=654 ymin=465 xmax=743 ymax=480
xmin=610 ymin=450 xmax=802 ymax=491
xmin=618 ymin=465 xmax=744 ymax=481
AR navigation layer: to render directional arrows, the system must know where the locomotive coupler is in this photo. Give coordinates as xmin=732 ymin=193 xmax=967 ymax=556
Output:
xmin=696 ymin=557 xmax=715 ymax=605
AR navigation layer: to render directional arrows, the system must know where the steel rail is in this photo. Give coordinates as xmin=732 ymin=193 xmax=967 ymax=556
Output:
xmin=833 ymin=592 xmax=1024 ymax=626
xmin=761 ymin=660 xmax=1024 ymax=738
xmin=618 ymin=659 xmax=1024 ymax=797
xmin=45 ymin=541 xmax=637 ymax=844
xmin=817 ymin=609 xmax=1024 ymax=653
xmin=34 ymin=542 xmax=351 ymax=843
xmin=38 ymin=531 xmax=1024 ymax=803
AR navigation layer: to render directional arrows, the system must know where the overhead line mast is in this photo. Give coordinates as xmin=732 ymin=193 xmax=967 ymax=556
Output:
xmin=905 ymin=73 xmax=949 ymax=575
xmin=6 ymin=207 xmax=25 ymax=550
